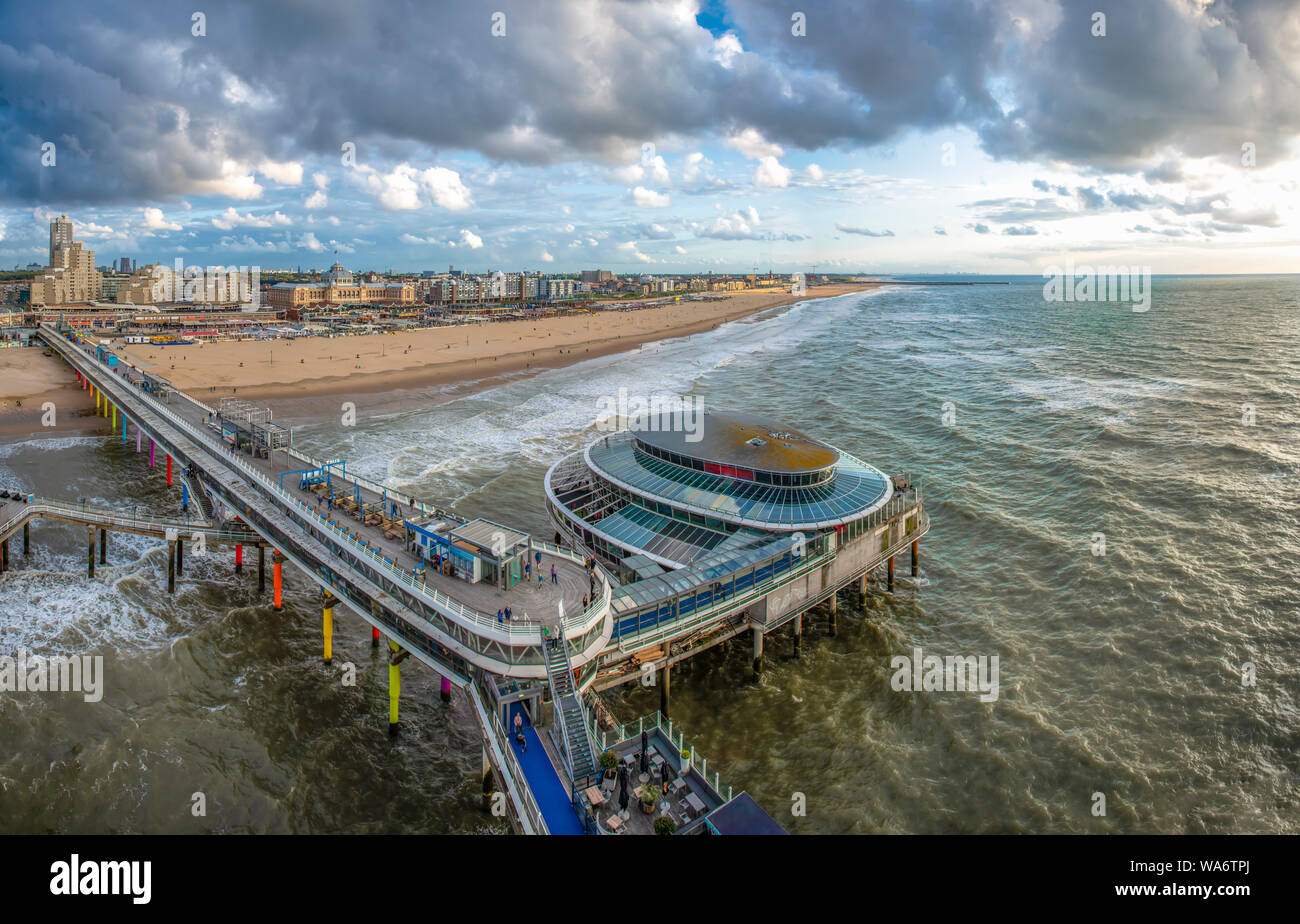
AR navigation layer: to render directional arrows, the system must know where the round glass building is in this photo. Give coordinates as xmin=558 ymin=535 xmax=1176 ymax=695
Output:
xmin=545 ymin=410 xmax=894 ymax=575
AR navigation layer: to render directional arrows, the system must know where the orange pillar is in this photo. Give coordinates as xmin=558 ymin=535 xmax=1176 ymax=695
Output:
xmin=273 ymin=550 xmax=283 ymax=611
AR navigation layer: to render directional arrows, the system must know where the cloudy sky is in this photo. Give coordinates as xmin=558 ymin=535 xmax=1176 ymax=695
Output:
xmin=2 ymin=0 xmax=1298 ymax=274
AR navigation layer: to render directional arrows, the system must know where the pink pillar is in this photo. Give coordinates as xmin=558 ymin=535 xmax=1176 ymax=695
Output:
xmin=150 ymin=440 xmax=155 ymax=467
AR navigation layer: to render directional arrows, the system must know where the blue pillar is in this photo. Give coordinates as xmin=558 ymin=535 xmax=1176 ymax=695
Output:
xmin=181 ymin=483 xmax=189 ymax=511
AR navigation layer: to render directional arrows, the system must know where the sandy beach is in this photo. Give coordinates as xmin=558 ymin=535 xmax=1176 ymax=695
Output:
xmin=114 ymin=284 xmax=878 ymax=405
xmin=0 ymin=346 xmax=99 ymax=439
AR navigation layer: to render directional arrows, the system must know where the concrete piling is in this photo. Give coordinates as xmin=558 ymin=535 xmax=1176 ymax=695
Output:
xmin=272 ymin=550 xmax=283 ymax=611
xmin=388 ymin=640 xmax=403 ymax=735
xmin=793 ymin=613 xmax=802 ymax=658
xmin=23 ymin=521 xmax=29 ymax=555
xmin=752 ymin=626 xmax=764 ymax=681
xmin=660 ymin=660 xmax=671 ymax=716
xmin=167 ymin=540 xmax=175 ymax=594
xmin=176 ymin=537 xmax=184 ymax=575
xmin=258 ymin=545 xmax=265 ymax=593
xmin=911 ymin=539 xmax=919 ymax=577
xmin=322 ymin=589 xmax=334 ymax=664
xmin=99 ymin=527 xmax=106 ymax=565
xmin=87 ymin=528 xmax=95 ymax=578
xmin=887 ymin=555 xmax=895 ymax=593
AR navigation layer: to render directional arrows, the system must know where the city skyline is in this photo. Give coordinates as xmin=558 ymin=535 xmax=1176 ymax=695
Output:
xmin=2 ymin=0 xmax=1298 ymax=274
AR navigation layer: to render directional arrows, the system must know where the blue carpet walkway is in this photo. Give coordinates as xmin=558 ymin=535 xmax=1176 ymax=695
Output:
xmin=508 ymin=702 xmax=585 ymax=835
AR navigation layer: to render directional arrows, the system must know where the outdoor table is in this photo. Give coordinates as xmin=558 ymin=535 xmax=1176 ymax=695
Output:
xmin=606 ymin=814 xmax=624 ymax=832
xmin=684 ymin=792 xmax=706 ymax=817
xmin=584 ymin=786 xmax=605 ymax=807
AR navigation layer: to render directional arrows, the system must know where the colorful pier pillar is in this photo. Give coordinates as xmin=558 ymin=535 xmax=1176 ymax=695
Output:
xmin=122 ymin=415 xmax=127 ymax=441
xmin=322 ymin=589 xmax=334 ymax=664
xmin=272 ymin=550 xmax=283 ymax=611
xmin=235 ymin=544 xmax=243 ymax=573
xmin=440 ymin=675 xmax=452 ymax=703
xmin=388 ymin=641 xmax=403 ymax=735
xmin=150 ymin=440 xmax=156 ymax=467
xmin=166 ymin=455 xmax=172 ymax=486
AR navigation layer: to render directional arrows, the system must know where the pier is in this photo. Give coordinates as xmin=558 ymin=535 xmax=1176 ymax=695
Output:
xmin=9 ymin=322 xmax=929 ymax=835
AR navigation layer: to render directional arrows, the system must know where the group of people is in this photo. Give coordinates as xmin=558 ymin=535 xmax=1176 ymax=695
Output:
xmin=496 ymin=605 xmax=514 ymax=623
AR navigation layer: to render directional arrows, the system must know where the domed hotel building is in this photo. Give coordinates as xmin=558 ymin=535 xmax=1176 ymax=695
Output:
xmin=546 ymin=410 xmax=928 ymax=684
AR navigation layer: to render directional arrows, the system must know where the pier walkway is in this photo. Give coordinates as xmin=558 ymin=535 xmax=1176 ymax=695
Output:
xmin=37 ymin=324 xmax=613 ymax=686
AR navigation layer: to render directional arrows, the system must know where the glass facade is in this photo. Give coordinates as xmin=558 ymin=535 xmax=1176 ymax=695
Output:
xmin=587 ymin=433 xmax=891 ymax=529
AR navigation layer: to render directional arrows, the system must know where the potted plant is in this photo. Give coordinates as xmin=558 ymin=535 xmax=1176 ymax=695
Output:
xmin=680 ymin=747 xmax=692 ymax=773
xmin=653 ymin=816 xmax=677 ymax=836
xmin=600 ymin=751 xmax=617 ymax=779
xmin=640 ymin=784 xmax=657 ymax=815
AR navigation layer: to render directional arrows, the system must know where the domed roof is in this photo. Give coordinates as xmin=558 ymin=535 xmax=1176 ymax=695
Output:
xmin=630 ymin=409 xmax=839 ymax=475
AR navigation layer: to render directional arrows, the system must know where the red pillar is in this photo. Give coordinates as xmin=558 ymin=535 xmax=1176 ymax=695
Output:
xmin=372 ymin=626 xmax=380 ymax=647
xmin=273 ymin=550 xmax=283 ymax=611
xmin=166 ymin=455 xmax=172 ymax=486
xmin=235 ymin=544 xmax=243 ymax=573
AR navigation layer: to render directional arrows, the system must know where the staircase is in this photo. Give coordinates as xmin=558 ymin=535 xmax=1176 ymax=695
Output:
xmin=544 ymin=631 xmax=599 ymax=787
xmin=181 ymin=469 xmax=216 ymax=523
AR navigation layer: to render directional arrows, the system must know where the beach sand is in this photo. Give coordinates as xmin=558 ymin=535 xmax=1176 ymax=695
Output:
xmin=114 ymin=283 xmax=878 ymax=407
xmin=0 ymin=347 xmax=99 ymax=439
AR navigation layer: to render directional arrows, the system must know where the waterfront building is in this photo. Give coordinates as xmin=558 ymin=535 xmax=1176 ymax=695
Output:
xmin=265 ymin=263 xmax=416 ymax=309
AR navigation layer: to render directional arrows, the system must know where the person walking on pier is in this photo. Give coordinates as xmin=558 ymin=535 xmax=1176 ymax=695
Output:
xmin=504 ymin=605 xmax=512 ymax=621
xmin=497 ymin=608 xmax=504 ymax=623
xmin=550 ymin=563 xmax=558 ymax=584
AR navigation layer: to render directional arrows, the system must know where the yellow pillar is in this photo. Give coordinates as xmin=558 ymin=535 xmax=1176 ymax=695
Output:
xmin=388 ymin=640 xmax=401 ymax=735
xmin=322 ymin=589 xmax=334 ymax=663
xmin=111 ymin=404 xmax=116 ymax=428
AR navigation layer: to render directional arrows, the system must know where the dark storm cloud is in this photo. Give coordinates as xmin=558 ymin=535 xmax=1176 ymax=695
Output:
xmin=3 ymin=0 xmax=1299 ymax=206
xmin=977 ymin=0 xmax=1300 ymax=169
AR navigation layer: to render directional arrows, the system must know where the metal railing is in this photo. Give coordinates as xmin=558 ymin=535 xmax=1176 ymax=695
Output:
xmin=0 ymin=496 xmax=254 ymax=545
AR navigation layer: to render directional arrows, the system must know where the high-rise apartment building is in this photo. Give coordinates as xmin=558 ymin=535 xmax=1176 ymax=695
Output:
xmin=30 ymin=215 xmax=102 ymax=305
xmin=49 ymin=214 xmax=73 ymax=266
